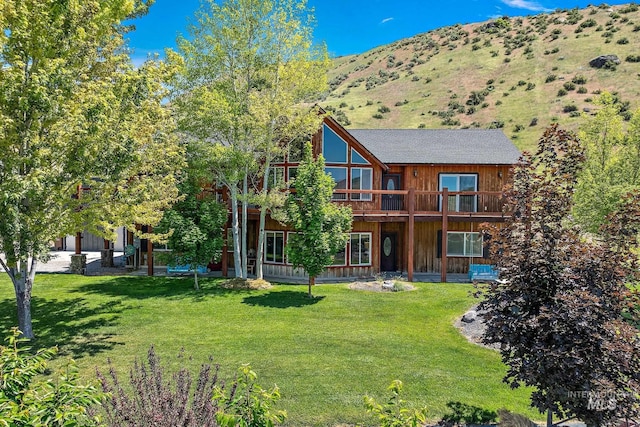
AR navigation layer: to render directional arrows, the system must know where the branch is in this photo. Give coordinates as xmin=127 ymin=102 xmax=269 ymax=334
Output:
xmin=0 ymin=256 xmax=16 ymax=282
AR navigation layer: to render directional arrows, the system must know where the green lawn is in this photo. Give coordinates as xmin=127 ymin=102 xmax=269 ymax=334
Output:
xmin=0 ymin=274 xmax=537 ymax=426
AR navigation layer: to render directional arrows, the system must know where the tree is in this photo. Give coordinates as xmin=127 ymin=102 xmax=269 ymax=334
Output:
xmin=574 ymin=92 xmax=627 ymax=233
xmin=480 ymin=125 xmax=640 ymax=427
xmin=155 ymin=142 xmax=228 ymax=290
xmin=0 ymin=0 xmax=184 ymax=338
xmin=284 ymin=142 xmax=351 ymax=297
xmin=174 ymin=0 xmax=329 ymax=280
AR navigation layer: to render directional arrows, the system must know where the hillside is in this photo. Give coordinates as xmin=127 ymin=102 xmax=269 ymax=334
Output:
xmin=322 ymin=3 xmax=640 ymax=151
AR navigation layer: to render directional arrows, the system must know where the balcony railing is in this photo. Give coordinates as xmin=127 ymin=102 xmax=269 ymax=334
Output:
xmin=330 ymin=189 xmax=506 ymax=216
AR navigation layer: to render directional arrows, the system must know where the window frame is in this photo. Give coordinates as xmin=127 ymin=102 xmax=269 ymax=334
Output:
xmin=325 ymin=166 xmax=348 ymax=200
xmin=350 ymin=167 xmax=373 ymax=201
xmin=264 ymin=230 xmax=285 ymax=264
xmin=446 ymin=231 xmax=483 ymax=257
xmin=439 ymin=173 xmax=478 ymax=212
xmin=350 ymin=232 xmax=372 ymax=266
xmin=322 ymin=123 xmax=348 ymax=164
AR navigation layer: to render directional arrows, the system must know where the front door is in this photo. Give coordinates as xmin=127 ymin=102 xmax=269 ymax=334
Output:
xmin=380 ymin=232 xmax=397 ymax=272
xmin=382 ymin=174 xmax=402 ymax=210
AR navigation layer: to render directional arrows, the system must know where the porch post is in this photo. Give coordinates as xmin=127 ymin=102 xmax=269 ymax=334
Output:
xmin=147 ymin=225 xmax=154 ymax=277
xmin=75 ymin=232 xmax=82 ymax=255
xmin=441 ymin=188 xmax=449 ymax=283
xmin=408 ymin=188 xmax=415 ymax=282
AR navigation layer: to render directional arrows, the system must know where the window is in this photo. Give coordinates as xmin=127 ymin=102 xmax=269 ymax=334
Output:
xmin=325 ymin=167 xmax=348 ymax=200
xmin=351 ymin=148 xmax=369 ymax=165
xmin=350 ymin=233 xmax=371 ymax=265
xmin=447 ymin=232 xmax=482 ymax=257
xmin=265 ymin=231 xmax=284 ymax=263
xmin=287 ymin=167 xmax=298 ymax=182
xmin=332 ymin=243 xmax=347 ymax=266
xmin=322 ymin=124 xmax=348 ymax=163
xmin=267 ymin=167 xmax=285 ymax=189
xmin=439 ymin=174 xmax=478 ymax=212
xmin=351 ymin=168 xmax=372 ymax=201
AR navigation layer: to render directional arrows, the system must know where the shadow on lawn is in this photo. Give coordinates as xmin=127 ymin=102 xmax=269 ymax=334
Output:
xmin=242 ymin=291 xmax=325 ymax=308
xmin=0 ymin=296 xmax=127 ymax=359
xmin=75 ymin=276 xmax=239 ymax=302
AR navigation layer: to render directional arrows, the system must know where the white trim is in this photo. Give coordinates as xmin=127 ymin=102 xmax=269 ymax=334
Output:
xmin=446 ymin=231 xmax=483 ymax=257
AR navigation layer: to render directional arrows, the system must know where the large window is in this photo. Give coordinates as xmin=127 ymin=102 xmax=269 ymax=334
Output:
xmin=265 ymin=231 xmax=284 ymax=264
xmin=351 ymin=168 xmax=372 ymax=201
xmin=439 ymin=174 xmax=477 ymax=212
xmin=322 ymin=124 xmax=348 ymax=163
xmin=350 ymin=233 xmax=371 ymax=265
xmin=325 ymin=167 xmax=348 ymax=200
xmin=447 ymin=232 xmax=482 ymax=257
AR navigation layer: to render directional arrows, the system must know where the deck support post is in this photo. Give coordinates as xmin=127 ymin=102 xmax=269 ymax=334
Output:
xmin=147 ymin=225 xmax=154 ymax=277
xmin=407 ymin=188 xmax=415 ymax=282
xmin=441 ymin=188 xmax=449 ymax=283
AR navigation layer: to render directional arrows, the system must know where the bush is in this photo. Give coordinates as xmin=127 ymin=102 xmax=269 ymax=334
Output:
xmin=529 ymin=117 xmax=538 ymax=126
xmin=557 ymin=88 xmax=568 ymax=96
xmin=98 ymin=346 xmax=286 ymax=427
xmin=378 ymin=105 xmax=391 ymax=114
xmin=526 ymin=82 xmax=536 ymax=91
xmin=545 ymin=74 xmax=557 ymax=83
xmin=617 ymin=37 xmax=630 ymax=44
xmin=626 ymin=55 xmax=640 ymax=63
xmin=563 ymin=81 xmax=576 ymax=91
xmin=577 ymin=86 xmax=588 ymax=94
xmin=0 ymin=328 xmax=103 ymax=426
xmin=364 ymin=380 xmax=427 ymax=427
xmin=372 ymin=113 xmax=383 ymax=119
xmin=572 ymin=74 xmax=587 ymax=84
xmin=441 ymin=401 xmax=498 ymax=426
xmin=563 ymin=104 xmax=578 ymax=113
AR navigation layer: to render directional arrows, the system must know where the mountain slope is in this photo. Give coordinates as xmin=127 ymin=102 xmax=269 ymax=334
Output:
xmin=322 ymin=3 xmax=640 ymax=151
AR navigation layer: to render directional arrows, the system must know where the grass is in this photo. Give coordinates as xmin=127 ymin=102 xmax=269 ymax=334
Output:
xmin=0 ymin=274 xmax=537 ymax=426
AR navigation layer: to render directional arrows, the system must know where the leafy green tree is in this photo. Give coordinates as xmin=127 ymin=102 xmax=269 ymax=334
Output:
xmin=0 ymin=0 xmax=183 ymax=338
xmin=284 ymin=143 xmax=351 ymax=297
xmin=155 ymin=148 xmax=228 ymax=290
xmin=174 ymin=0 xmax=329 ymax=280
xmin=0 ymin=328 xmax=103 ymax=426
xmin=574 ymin=92 xmax=628 ymax=232
xmin=481 ymin=125 xmax=640 ymax=427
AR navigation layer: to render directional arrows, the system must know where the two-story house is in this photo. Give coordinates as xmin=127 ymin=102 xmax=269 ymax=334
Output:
xmin=220 ymin=114 xmax=520 ymax=282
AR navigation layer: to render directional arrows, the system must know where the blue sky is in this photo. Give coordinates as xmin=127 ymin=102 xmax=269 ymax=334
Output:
xmin=126 ymin=0 xmax=631 ymax=64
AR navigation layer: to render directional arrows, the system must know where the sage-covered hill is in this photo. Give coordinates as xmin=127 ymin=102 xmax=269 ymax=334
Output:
xmin=322 ymin=3 xmax=640 ymax=151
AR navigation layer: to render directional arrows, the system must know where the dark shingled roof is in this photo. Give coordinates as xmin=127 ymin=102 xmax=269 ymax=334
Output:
xmin=348 ymin=129 xmax=521 ymax=165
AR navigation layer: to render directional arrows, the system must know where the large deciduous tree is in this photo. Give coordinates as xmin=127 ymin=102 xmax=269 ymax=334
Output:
xmin=174 ymin=0 xmax=329 ymax=280
xmin=284 ymin=142 xmax=351 ymax=298
xmin=155 ymin=142 xmax=228 ymax=291
xmin=0 ymin=0 xmax=183 ymax=338
xmin=480 ymin=125 xmax=640 ymax=427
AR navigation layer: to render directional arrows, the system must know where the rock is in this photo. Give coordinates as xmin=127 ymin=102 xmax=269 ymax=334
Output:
xmin=589 ymin=55 xmax=620 ymax=69
xmin=462 ymin=310 xmax=477 ymax=323
xmin=381 ymin=280 xmax=394 ymax=290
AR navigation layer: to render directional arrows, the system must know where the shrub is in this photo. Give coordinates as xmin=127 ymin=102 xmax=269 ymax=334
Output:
xmin=364 ymin=380 xmax=428 ymax=427
xmin=339 ymin=102 xmax=348 ymax=108
xmin=488 ymin=120 xmax=504 ymax=129
xmin=577 ymin=86 xmax=588 ymax=94
xmin=572 ymin=75 xmax=587 ymax=84
xmin=563 ymin=82 xmax=576 ymax=91
xmin=557 ymin=88 xmax=568 ymax=96
xmin=0 ymin=328 xmax=103 ymax=426
xmin=378 ymin=105 xmax=391 ymax=114
xmin=626 ymin=55 xmax=640 ymax=63
xmin=526 ymin=82 xmax=536 ymax=91
xmin=545 ymin=74 xmax=557 ymax=83
xmin=617 ymin=37 xmax=630 ymax=44
xmin=513 ymin=124 xmax=525 ymax=132
xmin=529 ymin=117 xmax=538 ymax=126
xmin=372 ymin=113 xmax=383 ymax=119
xmin=97 ymin=347 xmax=286 ymax=427
xmin=517 ymin=80 xmax=527 ymax=86
xmin=441 ymin=401 xmax=498 ymax=426
xmin=563 ymin=104 xmax=578 ymax=113
xmin=366 ymin=100 xmax=374 ymax=106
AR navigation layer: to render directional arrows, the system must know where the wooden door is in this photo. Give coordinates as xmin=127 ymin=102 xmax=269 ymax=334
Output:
xmin=380 ymin=232 xmax=397 ymax=272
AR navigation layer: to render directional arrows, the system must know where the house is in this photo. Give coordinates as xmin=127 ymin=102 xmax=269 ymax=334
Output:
xmin=221 ymin=115 xmax=520 ymax=282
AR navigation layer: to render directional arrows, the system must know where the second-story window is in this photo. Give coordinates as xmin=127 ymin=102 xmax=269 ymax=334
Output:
xmin=351 ymin=168 xmax=372 ymax=201
xmin=325 ymin=167 xmax=348 ymax=200
xmin=439 ymin=174 xmax=478 ymax=212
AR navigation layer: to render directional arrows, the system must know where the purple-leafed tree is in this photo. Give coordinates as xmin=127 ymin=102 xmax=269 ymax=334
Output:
xmin=480 ymin=125 xmax=640 ymax=427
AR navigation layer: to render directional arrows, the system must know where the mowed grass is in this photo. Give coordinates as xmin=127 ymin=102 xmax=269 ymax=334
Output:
xmin=0 ymin=274 xmax=537 ymax=426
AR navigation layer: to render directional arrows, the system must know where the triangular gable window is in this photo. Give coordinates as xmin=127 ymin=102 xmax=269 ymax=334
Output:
xmin=351 ymin=148 xmax=369 ymax=165
xmin=322 ymin=124 xmax=347 ymax=163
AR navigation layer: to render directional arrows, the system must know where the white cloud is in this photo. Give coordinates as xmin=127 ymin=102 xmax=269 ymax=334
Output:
xmin=500 ymin=0 xmax=552 ymax=12
xmin=380 ymin=17 xmax=394 ymax=24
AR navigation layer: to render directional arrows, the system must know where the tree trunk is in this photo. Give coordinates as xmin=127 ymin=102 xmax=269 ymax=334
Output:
xmin=308 ymin=276 xmax=315 ymax=298
xmin=256 ymin=162 xmax=271 ymax=280
xmin=241 ymin=171 xmax=248 ymax=279
xmin=547 ymin=408 xmax=553 ymax=427
xmin=230 ymin=186 xmax=243 ymax=279
xmin=11 ymin=258 xmax=37 ymax=339
xmin=194 ymin=269 xmax=199 ymax=291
